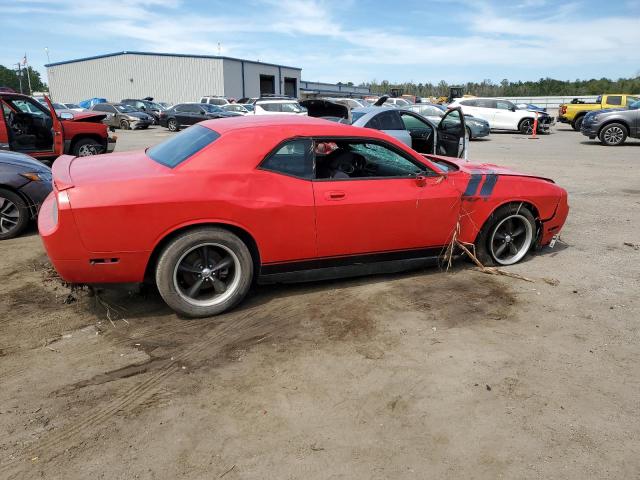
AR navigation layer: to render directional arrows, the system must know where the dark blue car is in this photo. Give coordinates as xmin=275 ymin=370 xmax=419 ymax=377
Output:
xmin=0 ymin=151 xmax=52 ymax=239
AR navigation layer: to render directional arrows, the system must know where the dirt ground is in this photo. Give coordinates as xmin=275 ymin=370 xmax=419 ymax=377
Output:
xmin=1 ymin=123 xmax=639 ymax=479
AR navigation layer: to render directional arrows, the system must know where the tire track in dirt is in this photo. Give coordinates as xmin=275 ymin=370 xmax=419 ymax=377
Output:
xmin=0 ymin=303 xmax=286 ymax=475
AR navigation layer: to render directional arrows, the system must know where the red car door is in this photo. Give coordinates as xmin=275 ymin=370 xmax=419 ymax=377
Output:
xmin=312 ymin=140 xmax=461 ymax=258
xmin=43 ymin=95 xmax=64 ymax=155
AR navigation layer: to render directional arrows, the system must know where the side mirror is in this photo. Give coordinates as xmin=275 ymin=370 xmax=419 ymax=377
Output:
xmin=415 ymin=174 xmax=427 ymax=187
xmin=510 ymin=106 xmax=516 ymax=112
xmin=139 ymin=106 xmax=146 ymax=111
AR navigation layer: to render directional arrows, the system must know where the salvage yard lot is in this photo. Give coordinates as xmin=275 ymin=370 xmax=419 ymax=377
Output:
xmin=1 ymin=124 xmax=639 ymax=479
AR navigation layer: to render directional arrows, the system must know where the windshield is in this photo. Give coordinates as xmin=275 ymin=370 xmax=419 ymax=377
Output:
xmin=627 ymin=96 xmax=639 ymax=105
xmin=202 ymin=104 xmax=223 ymax=113
xmin=147 ymin=125 xmax=220 ymax=168
xmin=351 ymin=111 xmax=367 ymax=123
xmin=52 ymin=103 xmax=66 ymax=109
xmin=66 ymin=103 xmax=80 ymax=109
xmin=414 ymin=105 xmax=444 ymax=117
xmin=115 ymin=105 xmax=138 ymax=113
xmin=630 ymin=100 xmax=640 ymax=110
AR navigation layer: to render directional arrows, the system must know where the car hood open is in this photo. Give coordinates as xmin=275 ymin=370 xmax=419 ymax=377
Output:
xmin=63 ymin=111 xmax=107 ymax=123
xmin=301 ymin=99 xmax=350 ymax=121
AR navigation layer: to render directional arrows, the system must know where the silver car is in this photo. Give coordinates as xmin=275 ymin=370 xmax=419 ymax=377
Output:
xmin=350 ymin=106 xmax=467 ymax=158
xmin=581 ymin=100 xmax=640 ymax=146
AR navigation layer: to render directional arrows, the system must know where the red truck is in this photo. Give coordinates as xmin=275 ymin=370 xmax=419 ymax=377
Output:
xmin=0 ymin=93 xmax=116 ymax=160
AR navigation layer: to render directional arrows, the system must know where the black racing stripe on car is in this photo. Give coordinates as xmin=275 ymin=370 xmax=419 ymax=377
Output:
xmin=479 ymin=173 xmax=499 ymax=197
xmin=463 ymin=174 xmax=483 ymax=197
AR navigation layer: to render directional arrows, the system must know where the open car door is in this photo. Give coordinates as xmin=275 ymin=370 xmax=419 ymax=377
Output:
xmin=436 ymin=107 xmax=466 ymax=158
xmin=43 ymin=95 xmax=64 ymax=156
xmin=301 ymin=99 xmax=351 ymax=123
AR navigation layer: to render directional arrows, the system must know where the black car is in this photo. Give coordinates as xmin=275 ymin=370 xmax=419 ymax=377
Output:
xmin=159 ymin=103 xmax=241 ymax=132
xmin=0 ymin=151 xmax=52 ymax=239
xmin=120 ymin=98 xmax=165 ymax=124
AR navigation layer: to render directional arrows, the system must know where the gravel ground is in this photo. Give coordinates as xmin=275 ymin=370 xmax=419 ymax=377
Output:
xmin=1 ymin=122 xmax=639 ymax=479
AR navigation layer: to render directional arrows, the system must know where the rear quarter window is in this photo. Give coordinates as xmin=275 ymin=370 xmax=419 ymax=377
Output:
xmin=147 ymin=125 xmax=220 ymax=168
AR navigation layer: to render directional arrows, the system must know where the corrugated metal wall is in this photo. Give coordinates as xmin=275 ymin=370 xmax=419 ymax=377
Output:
xmin=47 ymin=54 xmax=225 ymax=104
xmin=47 ymin=53 xmax=303 ymax=104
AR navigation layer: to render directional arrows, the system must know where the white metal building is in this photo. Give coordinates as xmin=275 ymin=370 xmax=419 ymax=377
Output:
xmin=46 ymin=51 xmax=302 ymax=104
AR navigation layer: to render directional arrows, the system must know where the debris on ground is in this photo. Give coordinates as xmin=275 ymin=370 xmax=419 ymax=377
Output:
xmin=623 ymin=242 xmax=639 ymax=250
xmin=543 ymin=277 xmax=560 ymax=286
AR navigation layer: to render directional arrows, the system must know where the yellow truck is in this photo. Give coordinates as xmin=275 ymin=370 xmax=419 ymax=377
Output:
xmin=558 ymin=94 xmax=639 ymax=130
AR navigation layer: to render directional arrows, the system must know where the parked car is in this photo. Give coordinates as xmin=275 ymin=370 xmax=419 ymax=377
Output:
xmin=406 ymin=104 xmax=490 ymax=139
xmin=91 ymin=103 xmax=154 ymax=130
xmin=325 ymin=98 xmax=368 ymax=110
xmin=348 ymin=106 xmax=467 ymax=157
xmin=251 ymin=97 xmax=306 ymax=115
xmin=449 ymin=97 xmax=554 ymax=134
xmin=580 ymin=100 xmax=640 ymax=146
xmin=158 ymin=102 xmax=173 ymax=109
xmin=0 ymin=150 xmax=52 ymax=239
xmin=159 ymin=103 xmax=240 ymax=131
xmin=62 ymin=103 xmax=86 ymax=112
xmin=384 ymin=97 xmax=412 ymax=108
xmin=220 ymin=104 xmax=251 ymax=115
xmin=558 ymin=94 xmax=639 ymax=131
xmin=300 ymin=99 xmax=351 ymax=123
xmin=199 ymin=96 xmax=229 ymax=106
xmin=39 ymin=116 xmax=569 ymax=317
xmin=120 ymin=98 xmax=165 ymax=124
xmin=0 ymin=93 xmax=116 ymax=159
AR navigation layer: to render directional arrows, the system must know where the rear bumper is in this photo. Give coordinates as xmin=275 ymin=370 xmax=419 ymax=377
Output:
xmin=38 ymin=192 xmax=148 ymax=284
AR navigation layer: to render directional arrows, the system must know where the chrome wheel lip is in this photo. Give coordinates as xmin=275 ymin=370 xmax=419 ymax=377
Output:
xmin=603 ymin=126 xmax=623 ymax=145
xmin=0 ymin=197 xmax=20 ymax=234
xmin=489 ymin=214 xmax=533 ymax=266
xmin=173 ymin=242 xmax=241 ymax=308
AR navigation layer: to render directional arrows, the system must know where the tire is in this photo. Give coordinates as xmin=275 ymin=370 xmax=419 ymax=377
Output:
xmin=466 ymin=126 xmax=473 ymax=141
xmin=155 ymin=227 xmax=254 ymax=317
xmin=72 ymin=138 xmax=102 ymax=156
xmin=167 ymin=119 xmax=179 ymax=132
xmin=0 ymin=188 xmax=29 ymax=240
xmin=599 ymin=123 xmax=628 ymax=146
xmin=519 ymin=118 xmax=534 ymax=135
xmin=120 ymin=119 xmax=130 ymax=130
xmin=474 ymin=204 xmax=536 ymax=267
xmin=571 ymin=115 xmax=584 ymax=131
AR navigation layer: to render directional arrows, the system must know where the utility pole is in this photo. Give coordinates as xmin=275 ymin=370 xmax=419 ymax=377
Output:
xmin=15 ymin=63 xmax=23 ymax=94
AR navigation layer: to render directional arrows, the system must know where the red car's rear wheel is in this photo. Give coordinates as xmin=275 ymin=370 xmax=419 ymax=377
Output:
xmin=155 ymin=227 xmax=253 ymax=317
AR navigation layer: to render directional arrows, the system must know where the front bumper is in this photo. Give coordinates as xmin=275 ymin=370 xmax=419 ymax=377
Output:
xmin=106 ymin=134 xmax=117 ymax=153
xmin=19 ymin=179 xmax=53 ymax=218
xmin=539 ymin=193 xmax=569 ymax=247
xmin=131 ymin=120 xmax=152 ymax=129
xmin=580 ymin=119 xmax=600 ymax=138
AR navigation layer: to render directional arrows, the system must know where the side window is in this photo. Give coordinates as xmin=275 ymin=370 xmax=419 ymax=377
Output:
xmin=315 ymin=141 xmax=426 ymax=180
xmin=92 ymin=104 xmax=106 ymax=112
xmin=439 ymin=109 xmax=464 ymax=134
xmin=608 ymin=96 xmax=622 ymax=106
xmin=400 ymin=112 xmax=433 ymax=132
xmin=366 ymin=111 xmax=404 ymax=130
xmin=460 ymin=99 xmax=477 ymax=107
xmin=200 ymin=98 xmax=207 ymax=103
xmin=496 ymin=101 xmax=513 ymax=110
xmin=260 ymin=139 xmax=313 ymax=179
xmin=106 ymin=105 xmax=117 ymax=113
xmin=477 ymin=99 xmax=496 ymax=109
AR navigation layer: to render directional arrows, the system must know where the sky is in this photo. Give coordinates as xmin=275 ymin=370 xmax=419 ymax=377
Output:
xmin=1 ymin=0 xmax=639 ymax=85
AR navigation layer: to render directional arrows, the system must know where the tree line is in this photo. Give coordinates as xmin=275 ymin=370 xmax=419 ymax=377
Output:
xmin=0 ymin=64 xmax=48 ymax=93
xmin=355 ymin=76 xmax=640 ymax=98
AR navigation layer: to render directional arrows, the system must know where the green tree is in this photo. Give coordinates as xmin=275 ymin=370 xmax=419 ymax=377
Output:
xmin=0 ymin=64 xmax=48 ymax=94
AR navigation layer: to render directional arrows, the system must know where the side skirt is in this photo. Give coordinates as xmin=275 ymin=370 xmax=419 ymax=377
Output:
xmin=258 ymin=254 xmax=442 ymax=285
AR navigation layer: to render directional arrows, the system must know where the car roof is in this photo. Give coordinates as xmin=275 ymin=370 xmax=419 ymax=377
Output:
xmin=198 ymin=115 xmax=389 ymax=138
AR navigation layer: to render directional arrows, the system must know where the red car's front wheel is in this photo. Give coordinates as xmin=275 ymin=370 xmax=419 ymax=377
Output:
xmin=155 ymin=227 xmax=253 ymax=317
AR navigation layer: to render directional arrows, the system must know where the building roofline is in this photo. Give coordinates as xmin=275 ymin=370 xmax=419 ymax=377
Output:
xmin=45 ymin=51 xmax=302 ymax=71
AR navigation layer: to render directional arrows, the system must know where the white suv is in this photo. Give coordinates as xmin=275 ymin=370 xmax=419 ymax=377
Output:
xmin=449 ymin=97 xmax=553 ymax=134
xmin=250 ymin=97 xmax=306 ymax=115
xmin=199 ymin=96 xmax=229 ymax=106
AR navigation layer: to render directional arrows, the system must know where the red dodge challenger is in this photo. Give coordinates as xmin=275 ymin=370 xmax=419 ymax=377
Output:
xmin=39 ymin=116 xmax=568 ymax=317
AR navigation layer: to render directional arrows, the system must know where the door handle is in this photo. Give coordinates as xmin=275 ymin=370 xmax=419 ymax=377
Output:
xmin=325 ymin=191 xmax=346 ymax=200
